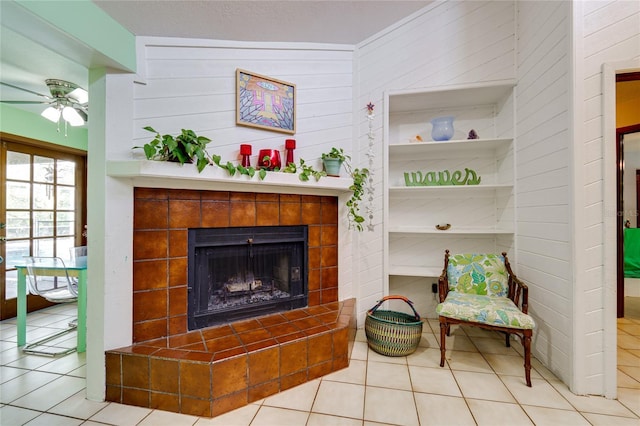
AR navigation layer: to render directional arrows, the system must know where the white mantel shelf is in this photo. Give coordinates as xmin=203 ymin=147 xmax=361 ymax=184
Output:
xmin=106 ymin=160 xmax=353 ymax=196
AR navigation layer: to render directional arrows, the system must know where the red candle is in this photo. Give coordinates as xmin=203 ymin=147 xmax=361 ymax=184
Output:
xmin=285 ymin=139 xmax=296 ymax=150
xmin=240 ymin=144 xmax=252 ymax=155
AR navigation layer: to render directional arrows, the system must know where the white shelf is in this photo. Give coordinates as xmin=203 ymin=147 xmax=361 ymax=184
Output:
xmin=106 ymin=160 xmax=353 ymax=196
xmin=389 ymin=226 xmax=514 ymax=234
xmin=389 ymin=184 xmax=512 ymax=195
xmin=389 ymin=138 xmax=512 ymax=157
xmin=388 ymin=265 xmax=442 ymax=278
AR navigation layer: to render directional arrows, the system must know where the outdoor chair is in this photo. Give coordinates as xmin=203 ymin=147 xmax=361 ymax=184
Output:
xmin=437 ymin=250 xmax=536 ymax=386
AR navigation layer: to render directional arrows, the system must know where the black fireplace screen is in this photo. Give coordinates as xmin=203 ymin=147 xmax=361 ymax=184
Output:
xmin=188 ymin=226 xmax=308 ymax=329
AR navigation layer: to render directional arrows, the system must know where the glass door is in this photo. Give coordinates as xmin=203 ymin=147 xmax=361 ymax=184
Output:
xmin=0 ymin=136 xmax=86 ymax=320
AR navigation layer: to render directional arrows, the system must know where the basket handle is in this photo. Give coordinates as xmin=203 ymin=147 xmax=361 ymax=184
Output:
xmin=368 ymin=294 xmax=421 ymax=320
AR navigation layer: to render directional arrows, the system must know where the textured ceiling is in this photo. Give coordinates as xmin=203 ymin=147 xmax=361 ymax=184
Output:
xmin=93 ymin=0 xmax=432 ymax=44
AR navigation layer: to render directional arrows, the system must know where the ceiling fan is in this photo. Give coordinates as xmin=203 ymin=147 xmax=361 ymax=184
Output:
xmin=0 ymin=79 xmax=88 ymax=127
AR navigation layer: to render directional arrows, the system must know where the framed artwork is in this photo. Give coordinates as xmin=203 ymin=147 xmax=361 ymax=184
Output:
xmin=236 ymin=69 xmax=296 ymax=134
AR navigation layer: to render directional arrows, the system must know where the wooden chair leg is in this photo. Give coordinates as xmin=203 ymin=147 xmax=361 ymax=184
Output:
xmin=505 ymin=333 xmax=510 ymax=347
xmin=439 ymin=320 xmax=447 ymax=367
xmin=523 ymin=330 xmax=532 ymax=387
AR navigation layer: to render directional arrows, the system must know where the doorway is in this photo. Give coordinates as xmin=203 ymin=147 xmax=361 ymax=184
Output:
xmin=0 ymin=133 xmax=86 ymax=320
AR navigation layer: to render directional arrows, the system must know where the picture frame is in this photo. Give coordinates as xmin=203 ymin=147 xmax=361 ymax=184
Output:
xmin=236 ymin=69 xmax=296 ymax=134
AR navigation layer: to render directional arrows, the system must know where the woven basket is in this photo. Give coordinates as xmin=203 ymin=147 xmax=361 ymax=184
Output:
xmin=365 ymin=295 xmax=423 ymax=356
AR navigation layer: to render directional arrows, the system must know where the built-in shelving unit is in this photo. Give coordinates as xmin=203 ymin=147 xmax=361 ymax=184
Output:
xmin=383 ymin=81 xmax=516 ymax=292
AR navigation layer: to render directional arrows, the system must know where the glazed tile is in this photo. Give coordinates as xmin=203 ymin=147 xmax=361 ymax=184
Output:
xmin=582 ymin=412 xmax=640 ymax=426
xmin=445 ymin=350 xmax=494 ymax=373
xmin=312 ymin=380 xmax=365 ymax=419
xmin=408 ymin=365 xmax=462 ymax=397
xmin=548 ymin=378 xmax=636 ymax=417
xmin=88 ymin=402 xmax=152 ymax=426
xmin=307 ymin=412 xmax=363 ymax=425
xmin=414 ymin=393 xmax=475 ymax=426
xmin=364 ymin=386 xmax=418 ymax=425
xmin=324 ymin=359 xmax=366 ymax=385
xmin=48 ymin=389 xmax=109 ymax=419
xmin=522 ymin=405 xmax=591 ymax=425
xmin=484 ymin=353 xmax=542 ymax=378
xmin=366 ymin=360 xmax=412 ymax=390
xmin=137 ymin=408 xmax=199 ymax=425
xmin=251 ymin=405 xmax=309 ymax=426
xmin=23 ymin=412 xmax=84 ymax=425
xmin=0 ymin=370 xmax=60 ymax=404
xmin=262 ymin=379 xmax=320 ymax=411
xmin=0 ymin=405 xmax=41 ymax=425
xmin=502 ymin=376 xmax=573 ymax=410
xmin=453 ymin=370 xmax=515 ymax=402
xmin=467 ymin=399 xmax=533 ymax=425
xmin=10 ymin=375 xmax=86 ymax=411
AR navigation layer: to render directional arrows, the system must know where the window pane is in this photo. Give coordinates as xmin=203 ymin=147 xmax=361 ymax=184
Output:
xmin=33 ymin=211 xmax=54 ymax=237
xmin=56 ymin=186 xmax=75 ymax=210
xmin=57 ymin=212 xmax=74 ymax=236
xmin=6 ymin=211 xmax=30 ymax=238
xmin=57 ymin=160 xmax=75 ymax=185
xmin=6 ymin=151 xmax=30 ymax=181
xmin=57 ymin=237 xmax=75 ymax=262
xmin=33 ymin=238 xmax=54 ymax=257
xmin=5 ymin=270 xmax=18 ymax=299
xmin=33 ymin=156 xmax=55 ymax=183
xmin=7 ymin=181 xmax=30 ymax=209
xmin=6 ymin=240 xmax=30 ymax=268
xmin=32 ymin=183 xmax=54 ymax=210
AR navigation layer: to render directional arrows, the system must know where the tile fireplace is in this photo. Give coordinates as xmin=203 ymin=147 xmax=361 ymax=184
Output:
xmin=104 ymin=188 xmax=356 ymax=417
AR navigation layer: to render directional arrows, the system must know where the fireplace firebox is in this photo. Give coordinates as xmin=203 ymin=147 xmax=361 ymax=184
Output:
xmin=187 ymin=225 xmax=308 ymax=329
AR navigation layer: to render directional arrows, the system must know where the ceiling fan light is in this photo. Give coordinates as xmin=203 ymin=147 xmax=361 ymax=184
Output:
xmin=68 ymin=87 xmax=88 ymax=104
xmin=62 ymin=106 xmax=84 ymax=126
xmin=41 ymin=106 xmax=61 ymax=123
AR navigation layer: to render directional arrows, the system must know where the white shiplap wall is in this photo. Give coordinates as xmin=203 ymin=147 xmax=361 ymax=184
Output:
xmin=130 ymin=38 xmax=355 ymax=170
xmin=355 ymin=0 xmax=516 ymax=323
xmin=515 ymin=1 xmax=572 ymax=386
xmin=576 ymin=0 xmax=640 ymax=396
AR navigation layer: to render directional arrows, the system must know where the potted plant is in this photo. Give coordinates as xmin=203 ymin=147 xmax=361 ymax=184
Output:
xmin=134 ymin=126 xmax=212 ymax=173
xmin=322 ymin=147 xmax=370 ymax=231
xmin=321 ymin=147 xmax=348 ymax=177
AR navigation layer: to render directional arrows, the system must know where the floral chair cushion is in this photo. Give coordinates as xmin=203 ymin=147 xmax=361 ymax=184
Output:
xmin=447 ymin=253 xmax=509 ymax=297
xmin=437 ymin=292 xmax=535 ymax=329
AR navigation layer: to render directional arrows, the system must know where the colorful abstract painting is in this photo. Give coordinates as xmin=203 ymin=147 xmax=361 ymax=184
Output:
xmin=236 ymin=69 xmax=296 ymax=134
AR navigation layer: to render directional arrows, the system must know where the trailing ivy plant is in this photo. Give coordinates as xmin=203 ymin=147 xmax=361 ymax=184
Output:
xmin=135 ymin=127 xmax=212 ymax=172
xmin=343 ymin=161 xmax=370 ymax=231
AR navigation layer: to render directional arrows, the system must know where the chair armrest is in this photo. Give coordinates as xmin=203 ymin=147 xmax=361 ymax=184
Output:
xmin=503 ymin=252 xmax=529 ymax=314
xmin=438 ymin=268 xmax=449 ymax=303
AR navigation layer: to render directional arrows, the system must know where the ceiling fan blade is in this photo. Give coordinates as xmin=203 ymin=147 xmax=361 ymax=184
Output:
xmin=0 ymin=100 xmax=51 ymax=105
xmin=0 ymin=82 xmax=51 ymax=99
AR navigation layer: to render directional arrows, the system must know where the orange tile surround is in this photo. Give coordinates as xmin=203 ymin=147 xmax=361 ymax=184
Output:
xmin=105 ymin=188 xmax=355 ymax=417
xmin=106 ymin=299 xmax=356 ymax=417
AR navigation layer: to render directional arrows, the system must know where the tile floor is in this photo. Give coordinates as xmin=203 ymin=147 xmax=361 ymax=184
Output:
xmin=1 ymin=300 xmax=639 ymax=425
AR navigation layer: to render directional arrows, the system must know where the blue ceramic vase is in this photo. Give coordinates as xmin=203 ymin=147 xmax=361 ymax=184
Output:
xmin=431 ymin=116 xmax=455 ymax=141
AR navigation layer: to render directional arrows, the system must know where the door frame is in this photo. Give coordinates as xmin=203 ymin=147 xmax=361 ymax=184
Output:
xmin=0 ymin=132 xmax=87 ymax=319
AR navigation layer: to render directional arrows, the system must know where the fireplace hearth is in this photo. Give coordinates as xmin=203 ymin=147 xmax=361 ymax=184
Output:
xmin=188 ymin=225 xmax=308 ymax=329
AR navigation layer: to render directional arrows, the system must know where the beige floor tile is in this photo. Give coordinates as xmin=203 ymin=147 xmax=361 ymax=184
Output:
xmin=502 ymin=376 xmax=573 ymax=410
xmin=324 ymin=359 xmax=366 ymax=385
xmin=471 ymin=336 xmax=520 ymax=356
xmin=263 ymin=379 xmax=320 ymax=411
xmin=582 ymin=412 xmax=640 ymax=426
xmin=531 ymin=358 xmax=560 ymax=381
xmin=312 ymin=380 xmax=365 ymax=419
xmin=364 ymin=386 xmax=418 ymax=426
xmin=406 ymin=347 xmax=442 ymax=368
xmin=5 ymin=350 xmax=55 ymax=370
xmin=251 ymin=405 xmax=309 ymax=426
xmin=366 ymin=361 xmax=411 ymax=391
xmin=467 ymin=399 xmax=533 ymax=426
xmin=307 ymin=412 xmax=363 ymax=425
xmin=48 ymin=389 xmax=108 ymax=420
xmin=549 ymin=379 xmax=637 ymax=417
xmin=418 ymin=332 xmax=439 ymax=349
xmin=618 ymin=387 xmax=640 ymax=417
xmin=10 ymin=375 xmax=86 ymax=411
xmin=461 ymin=326 xmax=502 ymax=339
xmin=0 ymin=405 xmax=41 ymax=425
xmin=0 ymin=365 xmax=28 ymax=384
xmin=453 ymin=370 xmax=515 ymax=402
xmin=350 ymin=341 xmax=369 ymax=361
xmin=0 ymin=370 xmax=60 ymax=404
xmin=68 ymin=364 xmax=86 ymax=378
xmin=441 ymin=334 xmax=478 ymax=352
xmin=34 ymin=352 xmax=85 ymax=375
xmin=355 ymin=329 xmax=367 ymax=342
xmin=618 ymin=369 xmax=640 ymax=389
xmin=618 ymin=348 xmax=640 ymax=366
xmin=619 ymin=365 xmax=640 ymax=382
xmin=89 ymin=402 xmax=152 ymax=426
xmin=367 ymin=349 xmax=407 ymax=365
xmin=484 ymin=353 xmax=542 ymax=379
xmin=445 ymin=350 xmax=493 ymax=373
xmin=522 ymin=405 xmax=591 ymax=426
xmin=414 ymin=393 xmax=474 ymax=426
xmin=408 ymin=365 xmax=461 ymax=396
xmin=194 ymin=403 xmax=259 ymax=426
xmin=137 ymin=409 xmax=199 ymax=425
xmin=23 ymin=412 xmax=84 ymax=425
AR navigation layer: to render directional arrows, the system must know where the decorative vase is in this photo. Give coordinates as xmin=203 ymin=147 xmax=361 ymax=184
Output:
xmin=431 ymin=116 xmax=455 ymax=141
xmin=258 ymin=149 xmax=281 ymax=170
xmin=323 ymin=158 xmax=343 ymax=177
